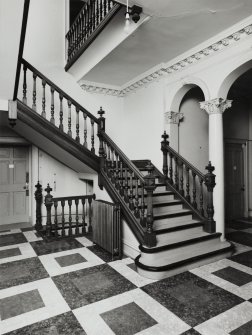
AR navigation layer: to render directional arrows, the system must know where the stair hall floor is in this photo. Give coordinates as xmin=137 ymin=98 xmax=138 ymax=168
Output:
xmin=0 ymin=225 xmax=252 ymax=335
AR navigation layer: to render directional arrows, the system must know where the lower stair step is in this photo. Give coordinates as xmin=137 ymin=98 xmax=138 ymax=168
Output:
xmin=135 ymin=240 xmax=233 ymax=280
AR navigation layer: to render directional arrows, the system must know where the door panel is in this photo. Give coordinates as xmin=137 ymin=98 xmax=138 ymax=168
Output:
xmin=225 ymin=143 xmax=245 ymax=221
xmin=0 ymin=147 xmax=29 ymax=224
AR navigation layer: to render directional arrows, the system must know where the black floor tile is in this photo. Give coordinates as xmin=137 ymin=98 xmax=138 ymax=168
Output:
xmin=181 ymin=330 xmax=202 ymax=335
xmin=4 ymin=311 xmax=86 ymax=335
xmin=30 ymin=238 xmax=84 ymax=256
xmin=142 ymin=271 xmax=244 ymax=327
xmin=87 ymin=244 xmax=114 ymax=262
xmin=213 ymin=266 xmax=252 ymax=286
xmin=227 ymin=221 xmax=252 ymax=230
xmin=0 ymin=233 xmax=27 ymax=247
xmin=0 ymin=247 xmax=21 ymax=259
xmin=230 ymin=250 xmax=252 ymax=268
xmin=52 ymin=263 xmax=136 ymax=309
xmin=230 ymin=319 xmax=252 ymax=335
xmin=100 ymin=302 xmax=157 ymax=335
xmin=226 ymin=232 xmax=252 ymax=247
xmin=0 ymin=257 xmax=49 ymax=290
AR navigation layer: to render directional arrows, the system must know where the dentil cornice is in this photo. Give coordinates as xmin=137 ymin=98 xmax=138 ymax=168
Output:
xmin=80 ymin=21 xmax=252 ymax=97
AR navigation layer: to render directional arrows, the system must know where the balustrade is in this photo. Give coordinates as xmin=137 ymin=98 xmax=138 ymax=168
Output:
xmin=65 ymin=0 xmax=121 ymax=70
xmin=161 ymin=131 xmax=216 ymax=233
xmin=34 ymin=182 xmax=96 ymax=238
xmin=19 ymin=59 xmax=99 ymax=155
xmin=97 ymin=109 xmax=157 ymax=247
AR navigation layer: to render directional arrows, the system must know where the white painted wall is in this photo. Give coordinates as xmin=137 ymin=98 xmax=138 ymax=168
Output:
xmin=0 ymin=0 xmax=24 ymax=102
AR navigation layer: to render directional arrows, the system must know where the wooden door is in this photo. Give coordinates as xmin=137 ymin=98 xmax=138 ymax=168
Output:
xmin=0 ymin=146 xmax=29 ymax=225
xmin=225 ymin=143 xmax=245 ymax=221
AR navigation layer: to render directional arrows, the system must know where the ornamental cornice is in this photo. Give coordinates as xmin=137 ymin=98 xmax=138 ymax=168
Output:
xmin=80 ymin=23 xmax=252 ymax=97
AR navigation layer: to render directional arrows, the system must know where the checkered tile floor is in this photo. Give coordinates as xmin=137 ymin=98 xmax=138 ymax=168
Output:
xmin=0 ymin=222 xmax=252 ymax=335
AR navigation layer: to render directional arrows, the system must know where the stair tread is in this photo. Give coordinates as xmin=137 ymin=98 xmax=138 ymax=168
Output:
xmin=138 ymin=240 xmax=232 ymax=268
xmin=155 ymin=220 xmax=204 ymax=233
xmin=154 ymin=208 xmax=192 ymax=218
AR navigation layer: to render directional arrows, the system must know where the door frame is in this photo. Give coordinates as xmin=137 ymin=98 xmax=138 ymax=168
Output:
xmin=224 ymin=138 xmax=248 ymax=219
xmin=0 ymin=142 xmax=32 ymax=225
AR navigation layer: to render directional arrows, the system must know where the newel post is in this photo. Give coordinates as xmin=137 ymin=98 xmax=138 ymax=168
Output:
xmin=204 ymin=162 xmax=216 ymax=233
xmin=161 ymin=131 xmax=169 ymax=180
xmin=34 ymin=181 xmax=43 ymax=231
xmin=44 ymin=184 xmax=53 ymax=237
xmin=98 ymin=107 xmax=106 ymax=190
xmin=144 ymin=163 xmax=157 ymax=247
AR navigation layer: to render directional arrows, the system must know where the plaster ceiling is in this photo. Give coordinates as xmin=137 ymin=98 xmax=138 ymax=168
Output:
xmin=83 ymin=0 xmax=252 ymax=87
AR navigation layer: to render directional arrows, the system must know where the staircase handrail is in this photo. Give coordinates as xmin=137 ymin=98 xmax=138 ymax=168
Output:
xmin=52 ymin=194 xmax=96 ymax=202
xmin=21 ymin=59 xmax=99 ymax=124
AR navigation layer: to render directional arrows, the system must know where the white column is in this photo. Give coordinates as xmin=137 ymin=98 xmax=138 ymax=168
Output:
xmin=200 ymin=98 xmax=232 ymax=241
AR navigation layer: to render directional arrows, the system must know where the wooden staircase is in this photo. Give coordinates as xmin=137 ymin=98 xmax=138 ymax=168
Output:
xmin=133 ymin=162 xmax=233 ymax=279
xmin=13 ymin=58 xmax=233 ymax=280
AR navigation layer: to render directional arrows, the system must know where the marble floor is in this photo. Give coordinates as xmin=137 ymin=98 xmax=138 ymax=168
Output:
xmin=0 ymin=223 xmax=252 ymax=335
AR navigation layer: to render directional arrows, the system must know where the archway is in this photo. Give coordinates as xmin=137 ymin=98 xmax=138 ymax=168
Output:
xmin=223 ymin=68 xmax=252 ymax=225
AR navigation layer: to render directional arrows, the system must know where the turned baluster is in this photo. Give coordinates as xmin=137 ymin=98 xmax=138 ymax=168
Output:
xmin=32 ymin=73 xmax=37 ymax=111
xmin=185 ymin=167 xmax=191 ymax=202
xmin=76 ymin=107 xmax=80 ymax=142
xmin=67 ymin=100 xmax=72 ymax=137
xmin=91 ymin=119 xmax=95 ymax=153
xmin=50 ymin=87 xmax=55 ymax=124
xmin=140 ymin=184 xmax=145 ymax=224
xmin=200 ymin=178 xmax=204 ymax=216
xmin=23 ymin=64 xmax=27 ymax=104
xmin=119 ymin=161 xmax=124 ymax=196
xmin=108 ymin=0 xmax=113 ymax=10
xmin=96 ymin=0 xmax=100 ymax=25
xmin=115 ymin=153 xmax=120 ymax=189
xmin=174 ymin=157 xmax=179 ymax=190
xmin=124 ymin=167 xmax=129 ymax=203
xmin=41 ymin=79 xmax=46 ymax=118
xmin=61 ymin=200 xmax=65 ymax=236
xmin=192 ymin=172 xmax=197 ymax=208
xmin=45 ymin=184 xmax=53 ymax=237
xmin=103 ymin=141 xmax=108 ymax=172
xmin=161 ymin=131 xmax=169 ymax=180
xmin=179 ymin=161 xmax=184 ymax=196
xmin=134 ymin=178 xmax=140 ymax=218
xmin=104 ymin=0 xmax=107 ymax=16
xmin=100 ymin=0 xmax=103 ymax=20
xmin=34 ymin=181 xmax=43 ymax=231
xmin=169 ymin=153 xmax=174 ymax=184
xmin=92 ymin=0 xmax=96 ymax=30
xmin=88 ymin=196 xmax=93 ymax=232
xmin=54 ymin=200 xmax=58 ymax=237
xmin=129 ymin=170 xmax=134 ymax=210
xmin=144 ymin=163 xmax=156 ymax=247
xmin=75 ymin=198 xmax=80 ymax=235
xmin=68 ymin=199 xmax=72 ymax=236
xmin=204 ymin=162 xmax=216 ymax=233
xmin=83 ymin=113 xmax=87 ymax=147
xmin=59 ymin=94 xmax=63 ymax=131
xmin=106 ymin=144 xmax=111 ymax=176
xmin=111 ymin=149 xmax=115 ymax=182
xmin=82 ymin=198 xmax=86 ymax=233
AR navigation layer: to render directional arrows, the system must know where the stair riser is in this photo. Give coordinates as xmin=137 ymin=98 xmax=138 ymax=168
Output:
xmin=154 ymin=220 xmax=201 ymax=231
xmin=137 ymin=249 xmax=233 ymax=280
xmin=154 ymin=214 xmax=193 ymax=227
xmin=140 ymin=238 xmax=225 ymax=267
xmin=152 ymin=195 xmax=175 ymax=202
xmin=155 ymin=227 xmax=206 ymax=245
xmin=154 ymin=186 xmax=167 ymax=192
xmin=153 ymin=204 xmax=183 ymax=214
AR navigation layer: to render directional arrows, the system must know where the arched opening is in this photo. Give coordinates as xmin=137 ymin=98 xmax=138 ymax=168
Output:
xmin=223 ymin=68 xmax=252 ymax=225
xmin=178 ymin=86 xmax=208 ymax=172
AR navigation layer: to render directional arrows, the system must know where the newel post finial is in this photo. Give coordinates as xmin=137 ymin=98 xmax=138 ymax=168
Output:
xmin=98 ymin=106 xmax=106 ymax=132
xmin=204 ymin=161 xmax=216 ymax=233
xmin=161 ymin=131 xmax=169 ymax=180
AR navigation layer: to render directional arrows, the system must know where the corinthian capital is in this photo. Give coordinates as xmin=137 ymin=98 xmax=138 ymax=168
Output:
xmin=199 ymin=98 xmax=232 ymax=115
xmin=165 ymin=111 xmax=184 ymax=124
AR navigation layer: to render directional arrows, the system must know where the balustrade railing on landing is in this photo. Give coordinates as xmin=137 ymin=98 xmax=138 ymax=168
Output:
xmin=65 ymin=0 xmax=122 ymax=70
xmin=161 ymin=131 xmax=216 ymax=233
xmin=19 ymin=58 xmax=99 ymax=154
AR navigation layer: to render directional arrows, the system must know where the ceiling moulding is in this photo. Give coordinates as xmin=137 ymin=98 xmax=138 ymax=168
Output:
xmin=80 ymin=20 xmax=252 ymax=97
